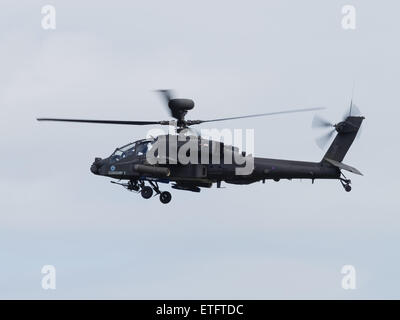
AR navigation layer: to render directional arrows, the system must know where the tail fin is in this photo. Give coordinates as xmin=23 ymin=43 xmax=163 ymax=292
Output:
xmin=322 ymin=116 xmax=364 ymax=162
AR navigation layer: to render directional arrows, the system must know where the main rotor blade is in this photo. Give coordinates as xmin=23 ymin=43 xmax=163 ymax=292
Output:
xmin=312 ymin=114 xmax=333 ymax=129
xmin=193 ymin=107 xmax=325 ymax=124
xmin=343 ymin=102 xmax=362 ymax=120
xmin=37 ymin=118 xmax=167 ymax=125
xmin=156 ymin=89 xmax=174 ymax=103
xmin=315 ymin=129 xmax=335 ymax=149
xmin=156 ymin=89 xmax=176 ymax=118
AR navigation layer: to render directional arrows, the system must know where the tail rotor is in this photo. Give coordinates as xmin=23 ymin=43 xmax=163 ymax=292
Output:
xmin=312 ymin=102 xmax=363 ymax=150
xmin=312 ymin=114 xmax=336 ymax=149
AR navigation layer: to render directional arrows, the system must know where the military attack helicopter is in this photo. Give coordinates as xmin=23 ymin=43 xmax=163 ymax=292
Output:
xmin=37 ymin=90 xmax=364 ymax=204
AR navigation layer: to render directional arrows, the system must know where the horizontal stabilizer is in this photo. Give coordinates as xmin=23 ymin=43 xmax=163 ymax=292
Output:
xmin=324 ymin=158 xmax=363 ymax=176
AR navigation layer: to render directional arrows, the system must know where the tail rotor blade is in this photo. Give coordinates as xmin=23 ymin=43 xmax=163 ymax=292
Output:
xmin=315 ymin=129 xmax=335 ymax=149
xmin=343 ymin=102 xmax=362 ymax=120
xmin=312 ymin=114 xmax=333 ymax=129
xmin=350 ymin=104 xmax=361 ymax=116
xmin=356 ymin=123 xmax=363 ymax=140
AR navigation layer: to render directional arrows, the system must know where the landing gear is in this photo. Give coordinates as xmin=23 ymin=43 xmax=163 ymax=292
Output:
xmin=160 ymin=191 xmax=172 ymax=204
xmin=141 ymin=186 xmax=153 ymax=199
xmin=111 ymin=179 xmax=173 ymax=203
xmin=149 ymin=181 xmax=172 ymax=204
xmin=127 ymin=180 xmax=140 ymax=191
xmin=340 ymin=172 xmax=352 ymax=192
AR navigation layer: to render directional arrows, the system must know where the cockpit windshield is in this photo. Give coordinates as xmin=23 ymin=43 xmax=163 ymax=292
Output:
xmin=110 ymin=139 xmax=154 ymax=163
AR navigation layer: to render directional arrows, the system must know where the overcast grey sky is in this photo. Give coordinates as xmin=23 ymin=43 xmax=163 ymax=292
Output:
xmin=0 ymin=0 xmax=399 ymax=299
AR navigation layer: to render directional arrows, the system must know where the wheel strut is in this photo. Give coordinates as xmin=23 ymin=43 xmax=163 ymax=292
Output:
xmin=149 ymin=181 xmax=161 ymax=194
xmin=340 ymin=172 xmax=352 ymax=192
xmin=149 ymin=181 xmax=172 ymax=204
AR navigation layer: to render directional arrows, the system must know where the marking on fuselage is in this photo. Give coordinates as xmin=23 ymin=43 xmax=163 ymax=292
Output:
xmin=108 ymin=171 xmax=124 ymax=175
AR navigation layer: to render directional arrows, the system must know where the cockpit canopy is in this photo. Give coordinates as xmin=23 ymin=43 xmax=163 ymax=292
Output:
xmin=110 ymin=139 xmax=154 ymax=163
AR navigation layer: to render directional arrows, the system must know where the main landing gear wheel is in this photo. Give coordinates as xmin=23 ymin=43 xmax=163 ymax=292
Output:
xmin=141 ymin=186 xmax=153 ymax=199
xmin=159 ymin=191 xmax=172 ymax=204
xmin=344 ymin=184 xmax=352 ymax=192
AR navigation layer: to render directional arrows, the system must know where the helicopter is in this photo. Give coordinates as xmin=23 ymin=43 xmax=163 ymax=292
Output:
xmin=37 ymin=90 xmax=365 ymax=204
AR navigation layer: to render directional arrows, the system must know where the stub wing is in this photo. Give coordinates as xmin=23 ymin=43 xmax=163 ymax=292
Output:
xmin=324 ymin=158 xmax=363 ymax=176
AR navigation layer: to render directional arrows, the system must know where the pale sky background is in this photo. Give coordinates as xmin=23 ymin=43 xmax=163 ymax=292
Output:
xmin=0 ymin=0 xmax=399 ymax=299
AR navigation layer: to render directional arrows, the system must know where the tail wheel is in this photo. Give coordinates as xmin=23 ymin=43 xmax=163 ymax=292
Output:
xmin=344 ymin=184 xmax=352 ymax=192
xmin=340 ymin=172 xmax=352 ymax=192
xmin=160 ymin=191 xmax=172 ymax=204
xmin=141 ymin=186 xmax=153 ymax=199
